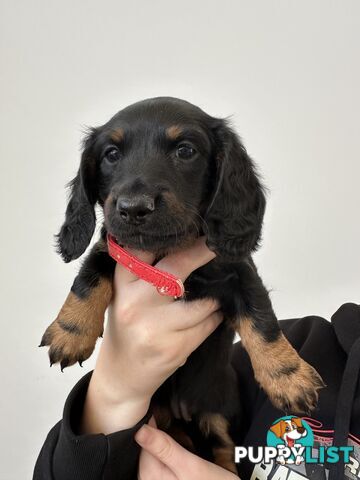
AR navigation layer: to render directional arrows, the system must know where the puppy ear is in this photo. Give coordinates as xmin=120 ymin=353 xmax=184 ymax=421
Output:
xmin=56 ymin=130 xmax=98 ymax=262
xmin=293 ymin=417 xmax=303 ymax=428
xmin=205 ymin=120 xmax=266 ymax=261
xmin=270 ymin=421 xmax=285 ymax=438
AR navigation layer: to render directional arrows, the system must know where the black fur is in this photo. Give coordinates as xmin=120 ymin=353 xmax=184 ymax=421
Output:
xmin=56 ymin=131 xmax=98 ymax=262
xmin=205 ymin=120 xmax=266 ymax=261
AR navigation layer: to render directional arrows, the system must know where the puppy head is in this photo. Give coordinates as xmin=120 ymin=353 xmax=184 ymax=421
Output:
xmin=56 ymin=97 xmax=265 ymax=261
xmin=270 ymin=418 xmax=306 ymax=439
xmin=270 ymin=420 xmax=288 ymax=439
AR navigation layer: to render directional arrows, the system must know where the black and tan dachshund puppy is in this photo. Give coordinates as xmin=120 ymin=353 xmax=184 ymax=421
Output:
xmin=40 ymin=97 xmax=324 ymax=472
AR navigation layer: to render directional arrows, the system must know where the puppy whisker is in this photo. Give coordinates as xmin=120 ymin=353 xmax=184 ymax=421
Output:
xmin=184 ymin=203 xmax=209 ymax=236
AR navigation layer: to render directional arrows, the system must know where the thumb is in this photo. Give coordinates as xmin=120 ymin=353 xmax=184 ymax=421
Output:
xmin=138 ymin=449 xmax=177 ymax=480
xmin=154 ymin=236 xmax=215 ymax=283
xmin=135 ymin=425 xmax=194 ymax=476
xmin=114 ymin=249 xmax=155 ymax=286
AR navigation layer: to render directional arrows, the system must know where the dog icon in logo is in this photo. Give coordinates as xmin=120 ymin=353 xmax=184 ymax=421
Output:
xmin=270 ymin=417 xmax=308 ymax=465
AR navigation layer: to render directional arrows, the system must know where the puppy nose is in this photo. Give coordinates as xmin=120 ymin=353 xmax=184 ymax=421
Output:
xmin=116 ymin=195 xmax=155 ymax=223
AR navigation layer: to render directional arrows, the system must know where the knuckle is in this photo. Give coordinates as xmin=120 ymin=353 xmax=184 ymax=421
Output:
xmin=205 ymin=298 xmax=219 ymax=312
xmin=167 ymin=350 xmax=189 ymax=369
xmin=116 ymin=301 xmax=137 ymax=323
xmin=178 ymin=356 xmax=188 ymax=367
xmin=155 ymin=436 xmax=174 ymax=462
xmin=206 ymin=314 xmax=222 ymax=333
xmin=154 ymin=344 xmax=180 ymax=370
xmin=193 ymin=298 xmax=218 ymax=314
xmin=163 ymin=340 xmax=183 ymax=363
xmin=166 ymin=349 xmax=181 ymax=366
xmin=210 ymin=310 xmax=223 ymax=324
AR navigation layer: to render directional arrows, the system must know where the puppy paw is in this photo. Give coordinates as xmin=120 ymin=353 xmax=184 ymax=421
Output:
xmin=40 ymin=317 xmax=99 ymax=370
xmin=263 ymin=358 xmax=325 ymax=415
xmin=39 ymin=283 xmax=111 ymax=370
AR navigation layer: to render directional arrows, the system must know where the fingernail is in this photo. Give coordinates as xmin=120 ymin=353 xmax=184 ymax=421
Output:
xmin=135 ymin=424 xmax=151 ymax=444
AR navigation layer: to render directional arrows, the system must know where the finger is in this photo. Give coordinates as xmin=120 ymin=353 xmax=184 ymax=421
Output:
xmin=179 ymin=311 xmax=223 ymax=353
xmin=155 ymin=237 xmax=215 ymax=282
xmin=166 ymin=298 xmax=220 ymax=331
xmin=114 ymin=249 xmax=155 ymax=286
xmin=138 ymin=415 xmax=177 ymax=480
xmin=135 ymin=425 xmax=197 ymax=476
xmin=139 ymin=449 xmax=177 ymax=480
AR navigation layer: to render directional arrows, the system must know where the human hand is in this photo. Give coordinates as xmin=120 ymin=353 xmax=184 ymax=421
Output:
xmin=82 ymin=237 xmax=222 ymax=434
xmin=136 ymin=419 xmax=239 ymax=479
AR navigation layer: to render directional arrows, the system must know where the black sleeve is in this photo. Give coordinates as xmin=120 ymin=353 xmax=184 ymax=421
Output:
xmin=33 ymin=371 xmax=151 ymax=480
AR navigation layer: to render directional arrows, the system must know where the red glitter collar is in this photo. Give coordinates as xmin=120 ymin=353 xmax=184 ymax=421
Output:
xmin=107 ymin=234 xmax=185 ymax=298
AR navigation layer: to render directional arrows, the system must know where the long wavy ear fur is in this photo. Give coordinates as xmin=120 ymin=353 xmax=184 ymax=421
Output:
xmin=56 ymin=130 xmax=98 ymax=263
xmin=205 ymin=119 xmax=266 ymax=262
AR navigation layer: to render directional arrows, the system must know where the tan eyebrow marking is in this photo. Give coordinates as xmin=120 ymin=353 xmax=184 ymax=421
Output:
xmin=110 ymin=128 xmax=124 ymax=143
xmin=166 ymin=125 xmax=183 ymax=140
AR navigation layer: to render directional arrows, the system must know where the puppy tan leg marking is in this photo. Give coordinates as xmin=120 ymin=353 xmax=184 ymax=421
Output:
xmin=239 ymin=317 xmax=325 ymax=414
xmin=152 ymin=404 xmax=173 ymax=431
xmin=199 ymin=413 xmax=237 ymax=474
xmin=167 ymin=424 xmax=196 ymax=453
xmin=153 ymin=405 xmax=196 ymax=453
xmin=40 ymin=278 xmax=113 ymax=370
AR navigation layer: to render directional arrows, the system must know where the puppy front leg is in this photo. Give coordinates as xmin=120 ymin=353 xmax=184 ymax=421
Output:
xmin=239 ymin=315 xmax=324 ymax=414
xmin=236 ymin=266 xmax=324 ymax=414
xmin=40 ymin=240 xmax=115 ymax=370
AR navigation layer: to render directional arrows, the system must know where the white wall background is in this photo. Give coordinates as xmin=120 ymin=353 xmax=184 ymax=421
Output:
xmin=1 ymin=1 xmax=359 ymax=478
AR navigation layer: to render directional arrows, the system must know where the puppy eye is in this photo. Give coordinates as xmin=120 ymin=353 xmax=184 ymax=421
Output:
xmin=176 ymin=143 xmax=196 ymax=160
xmin=104 ymin=147 xmax=121 ymax=164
